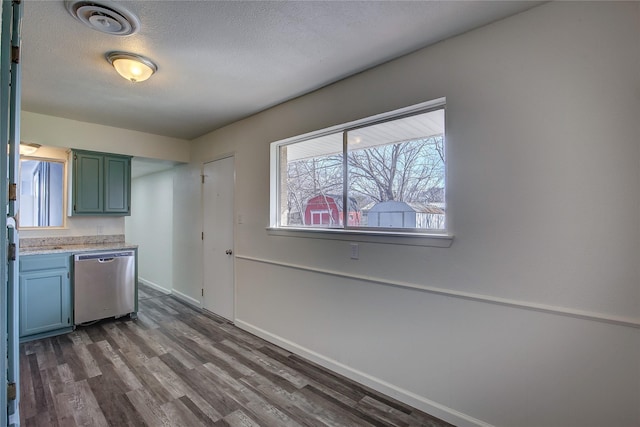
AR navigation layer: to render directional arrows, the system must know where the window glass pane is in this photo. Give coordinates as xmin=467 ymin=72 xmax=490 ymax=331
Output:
xmin=347 ymin=109 xmax=445 ymax=230
xmin=279 ymin=133 xmax=344 ymax=227
xmin=20 ymin=159 xmax=64 ymax=227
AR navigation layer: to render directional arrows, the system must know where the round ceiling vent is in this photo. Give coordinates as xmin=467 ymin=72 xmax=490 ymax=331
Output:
xmin=65 ymin=1 xmax=140 ymax=36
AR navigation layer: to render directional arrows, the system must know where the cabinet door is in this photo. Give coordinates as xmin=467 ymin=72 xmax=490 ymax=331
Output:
xmin=74 ymin=152 xmax=104 ymax=213
xmin=104 ymin=155 xmax=130 ymax=214
xmin=19 ymin=269 xmax=71 ymax=337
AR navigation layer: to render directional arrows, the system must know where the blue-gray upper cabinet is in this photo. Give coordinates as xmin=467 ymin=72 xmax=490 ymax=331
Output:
xmin=19 ymin=253 xmax=72 ymax=341
xmin=72 ymin=150 xmax=131 ymax=216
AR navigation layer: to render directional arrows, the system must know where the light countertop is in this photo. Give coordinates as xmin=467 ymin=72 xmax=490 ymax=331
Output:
xmin=20 ymin=243 xmax=138 ymax=256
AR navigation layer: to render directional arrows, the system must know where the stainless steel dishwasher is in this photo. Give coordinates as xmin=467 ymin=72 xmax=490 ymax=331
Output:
xmin=74 ymin=250 xmax=135 ymax=324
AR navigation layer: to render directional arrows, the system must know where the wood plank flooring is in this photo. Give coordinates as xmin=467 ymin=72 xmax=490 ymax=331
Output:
xmin=20 ymin=283 xmax=453 ymax=427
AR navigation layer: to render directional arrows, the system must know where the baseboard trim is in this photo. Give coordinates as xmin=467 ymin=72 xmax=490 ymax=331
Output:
xmin=137 ymin=278 xmax=202 ymax=309
xmin=235 ymin=255 xmax=640 ymax=329
xmin=171 ymin=289 xmax=201 ymax=308
xmin=138 ymin=277 xmax=171 ymax=294
xmin=235 ymin=319 xmax=492 ymax=427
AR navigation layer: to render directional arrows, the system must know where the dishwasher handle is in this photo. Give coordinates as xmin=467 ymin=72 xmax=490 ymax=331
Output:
xmin=75 ymin=250 xmax=135 ymax=262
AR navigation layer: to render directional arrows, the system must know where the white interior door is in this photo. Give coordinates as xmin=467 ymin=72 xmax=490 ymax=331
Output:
xmin=202 ymin=156 xmax=235 ymax=321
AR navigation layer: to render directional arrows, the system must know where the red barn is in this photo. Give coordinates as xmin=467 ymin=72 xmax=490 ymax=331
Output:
xmin=304 ymin=194 xmax=361 ymax=226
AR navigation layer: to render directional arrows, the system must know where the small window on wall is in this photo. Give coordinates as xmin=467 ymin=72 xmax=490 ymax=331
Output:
xmin=272 ymin=98 xmax=446 ymax=234
xmin=20 ymin=158 xmax=65 ymax=228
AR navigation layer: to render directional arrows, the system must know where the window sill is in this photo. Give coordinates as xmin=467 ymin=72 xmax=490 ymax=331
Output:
xmin=266 ymin=227 xmax=453 ymax=247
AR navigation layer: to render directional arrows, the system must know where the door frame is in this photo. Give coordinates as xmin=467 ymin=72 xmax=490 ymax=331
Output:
xmin=200 ymin=152 xmax=236 ymax=321
xmin=1 ymin=1 xmax=23 ymax=424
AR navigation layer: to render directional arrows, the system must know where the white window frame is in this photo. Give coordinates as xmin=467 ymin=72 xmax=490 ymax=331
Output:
xmin=269 ymin=98 xmax=453 ymax=247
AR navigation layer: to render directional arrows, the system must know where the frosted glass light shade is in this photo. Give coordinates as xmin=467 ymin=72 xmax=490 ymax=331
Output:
xmin=106 ymin=52 xmax=157 ymax=83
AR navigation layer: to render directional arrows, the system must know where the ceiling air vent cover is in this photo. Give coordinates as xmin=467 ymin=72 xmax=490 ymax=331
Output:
xmin=65 ymin=1 xmax=140 ymax=36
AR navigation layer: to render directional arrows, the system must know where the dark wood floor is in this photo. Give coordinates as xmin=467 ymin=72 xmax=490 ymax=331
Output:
xmin=20 ymin=283 xmax=453 ymax=427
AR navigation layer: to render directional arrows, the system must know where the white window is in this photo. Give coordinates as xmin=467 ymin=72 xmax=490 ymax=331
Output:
xmin=271 ymin=99 xmax=446 ymax=235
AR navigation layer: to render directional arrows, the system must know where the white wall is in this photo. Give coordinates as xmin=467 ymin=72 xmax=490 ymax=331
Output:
xmin=21 ymin=216 xmax=125 ymax=239
xmin=171 ymin=163 xmax=203 ymax=304
xmin=125 ymin=169 xmax=174 ymax=292
xmin=179 ymin=3 xmax=640 ymax=426
xmin=21 ymin=111 xmax=190 ymax=162
xmin=19 ymin=112 xmax=190 ymax=239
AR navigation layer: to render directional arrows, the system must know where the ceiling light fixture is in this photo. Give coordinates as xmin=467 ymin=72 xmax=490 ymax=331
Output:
xmin=106 ymin=52 xmax=157 ymax=83
xmin=20 ymin=142 xmax=41 ymax=156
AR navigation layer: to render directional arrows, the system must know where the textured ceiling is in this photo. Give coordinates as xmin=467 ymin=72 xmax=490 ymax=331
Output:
xmin=21 ymin=1 xmax=542 ymax=140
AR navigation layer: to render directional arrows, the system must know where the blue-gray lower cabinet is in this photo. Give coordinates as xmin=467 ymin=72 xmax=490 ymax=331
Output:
xmin=19 ymin=253 xmax=73 ymax=342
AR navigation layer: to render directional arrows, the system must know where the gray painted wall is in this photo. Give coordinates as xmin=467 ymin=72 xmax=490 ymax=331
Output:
xmin=173 ymin=3 xmax=640 ymax=426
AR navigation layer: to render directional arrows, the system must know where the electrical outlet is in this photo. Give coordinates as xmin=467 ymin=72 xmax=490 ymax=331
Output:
xmin=350 ymin=243 xmax=359 ymax=260
xmin=97 ymin=225 xmax=104 ymax=235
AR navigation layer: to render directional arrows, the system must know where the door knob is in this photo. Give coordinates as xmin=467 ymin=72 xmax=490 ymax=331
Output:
xmin=225 ymin=249 xmax=233 ymax=255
